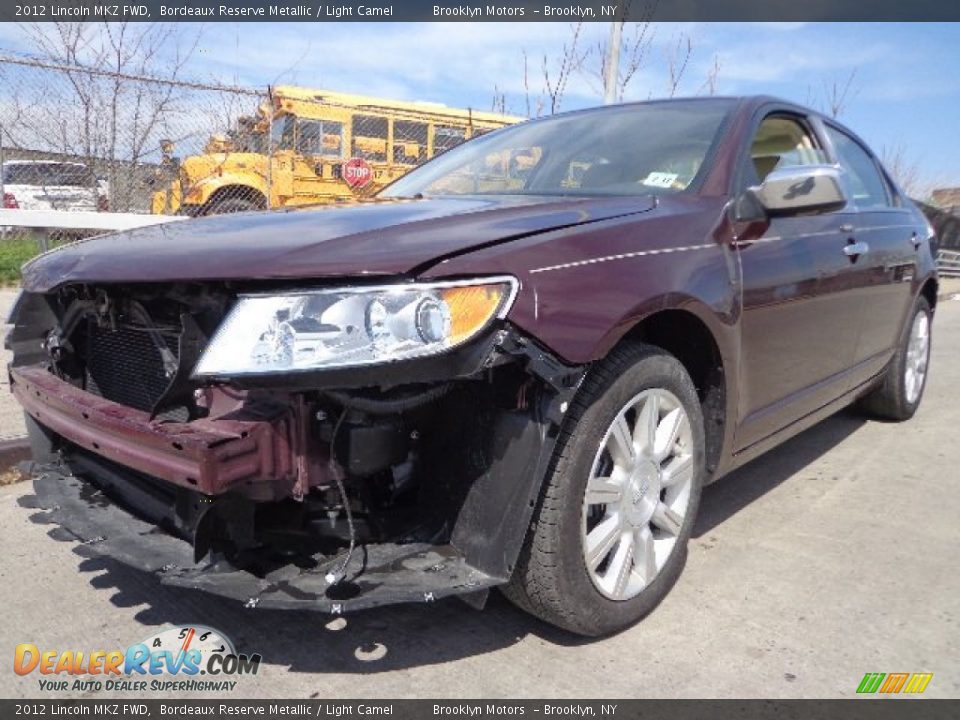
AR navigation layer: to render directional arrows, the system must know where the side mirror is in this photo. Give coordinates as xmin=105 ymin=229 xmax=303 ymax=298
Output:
xmin=748 ymin=165 xmax=848 ymax=216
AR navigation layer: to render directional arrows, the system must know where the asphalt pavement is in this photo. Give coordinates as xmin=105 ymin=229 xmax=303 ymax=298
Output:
xmin=0 ymin=292 xmax=958 ymax=699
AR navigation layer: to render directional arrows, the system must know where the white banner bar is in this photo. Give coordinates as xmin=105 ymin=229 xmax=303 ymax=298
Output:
xmin=0 ymin=209 xmax=186 ymax=232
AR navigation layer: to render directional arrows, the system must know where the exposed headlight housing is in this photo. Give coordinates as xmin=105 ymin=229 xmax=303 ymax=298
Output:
xmin=193 ymin=277 xmax=518 ymax=377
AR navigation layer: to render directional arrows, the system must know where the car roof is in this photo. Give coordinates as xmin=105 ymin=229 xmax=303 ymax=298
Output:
xmin=538 ymin=95 xmax=822 ymax=123
xmin=529 ymin=95 xmax=874 ymax=152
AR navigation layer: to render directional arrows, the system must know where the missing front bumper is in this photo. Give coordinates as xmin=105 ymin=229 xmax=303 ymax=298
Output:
xmin=21 ymin=466 xmax=504 ymax=612
xmin=11 ymin=327 xmax=585 ymax=609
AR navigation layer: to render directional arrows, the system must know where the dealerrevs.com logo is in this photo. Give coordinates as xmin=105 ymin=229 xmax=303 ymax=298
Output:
xmin=14 ymin=625 xmax=261 ymax=693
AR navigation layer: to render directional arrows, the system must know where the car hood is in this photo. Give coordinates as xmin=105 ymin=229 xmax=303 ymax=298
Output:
xmin=21 ymin=195 xmax=655 ymax=292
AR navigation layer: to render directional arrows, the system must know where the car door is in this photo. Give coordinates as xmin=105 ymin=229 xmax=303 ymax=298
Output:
xmin=822 ymin=123 xmax=920 ymax=385
xmin=733 ymin=112 xmax=862 ymax=451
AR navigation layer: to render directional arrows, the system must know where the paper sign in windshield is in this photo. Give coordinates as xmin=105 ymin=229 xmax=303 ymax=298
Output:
xmin=642 ymin=172 xmax=680 ymax=188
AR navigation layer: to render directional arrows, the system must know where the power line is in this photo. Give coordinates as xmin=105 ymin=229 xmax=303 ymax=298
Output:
xmin=0 ymin=49 xmax=262 ymax=97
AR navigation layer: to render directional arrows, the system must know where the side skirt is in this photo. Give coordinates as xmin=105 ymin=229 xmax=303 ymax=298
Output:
xmin=723 ymin=372 xmax=882 ymax=476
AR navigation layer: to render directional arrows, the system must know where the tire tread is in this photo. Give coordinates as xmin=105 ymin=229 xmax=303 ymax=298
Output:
xmin=503 ymin=342 xmax=700 ymax=635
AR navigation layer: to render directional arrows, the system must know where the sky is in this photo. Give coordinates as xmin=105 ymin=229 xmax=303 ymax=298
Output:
xmin=0 ymin=21 xmax=958 ymax=190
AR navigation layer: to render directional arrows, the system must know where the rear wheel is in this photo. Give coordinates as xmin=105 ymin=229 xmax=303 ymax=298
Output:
xmin=860 ymin=296 xmax=932 ymax=421
xmin=503 ymin=343 xmax=705 ymax=636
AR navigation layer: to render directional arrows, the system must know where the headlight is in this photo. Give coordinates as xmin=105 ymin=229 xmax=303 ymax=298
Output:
xmin=192 ymin=277 xmax=518 ymax=377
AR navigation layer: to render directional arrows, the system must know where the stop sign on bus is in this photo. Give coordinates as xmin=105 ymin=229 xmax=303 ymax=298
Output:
xmin=343 ymin=158 xmax=373 ymax=189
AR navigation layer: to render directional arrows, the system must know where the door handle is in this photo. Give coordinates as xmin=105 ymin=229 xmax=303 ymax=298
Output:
xmin=839 ymin=223 xmax=856 ymax=234
xmin=843 ymin=241 xmax=870 ymax=257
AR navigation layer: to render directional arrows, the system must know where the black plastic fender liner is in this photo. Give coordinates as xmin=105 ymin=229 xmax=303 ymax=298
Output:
xmin=20 ymin=467 xmax=503 ymax=613
xmin=450 ymin=336 xmax=586 ymax=581
xmin=4 ymin=290 xmax=58 ymax=366
xmin=449 ymin=407 xmax=555 ymax=580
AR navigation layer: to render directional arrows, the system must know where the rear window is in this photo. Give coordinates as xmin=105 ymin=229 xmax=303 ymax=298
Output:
xmin=2 ymin=163 xmax=95 ymax=187
xmin=824 ymin=126 xmax=892 ymax=209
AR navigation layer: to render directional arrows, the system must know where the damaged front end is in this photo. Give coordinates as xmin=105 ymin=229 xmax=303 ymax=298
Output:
xmin=8 ymin=280 xmax=583 ymax=612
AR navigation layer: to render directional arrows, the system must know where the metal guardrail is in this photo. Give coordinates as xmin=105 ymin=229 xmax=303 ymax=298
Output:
xmin=938 ymin=249 xmax=960 ymax=278
xmin=0 ymin=208 xmax=186 ymax=252
xmin=0 ymin=209 xmax=184 ymax=231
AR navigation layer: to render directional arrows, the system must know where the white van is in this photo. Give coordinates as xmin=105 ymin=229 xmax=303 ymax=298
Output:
xmin=2 ymin=160 xmax=105 ymax=212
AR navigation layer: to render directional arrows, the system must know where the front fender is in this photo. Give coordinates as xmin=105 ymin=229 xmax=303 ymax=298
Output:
xmin=184 ymin=174 xmax=266 ymax=206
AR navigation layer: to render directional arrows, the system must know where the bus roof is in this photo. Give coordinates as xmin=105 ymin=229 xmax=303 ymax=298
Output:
xmin=271 ymin=85 xmax=525 ymax=125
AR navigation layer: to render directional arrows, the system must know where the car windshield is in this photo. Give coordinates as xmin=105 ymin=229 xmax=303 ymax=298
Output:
xmin=382 ymin=100 xmax=734 ymax=198
xmin=2 ymin=162 xmax=94 ymax=187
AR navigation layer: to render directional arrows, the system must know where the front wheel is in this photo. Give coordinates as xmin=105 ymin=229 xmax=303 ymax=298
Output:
xmin=859 ymin=296 xmax=932 ymax=421
xmin=503 ymin=343 xmax=705 ymax=636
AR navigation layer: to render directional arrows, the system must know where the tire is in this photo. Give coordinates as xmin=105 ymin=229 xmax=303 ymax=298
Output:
xmin=503 ymin=343 xmax=705 ymax=636
xmin=859 ymin=296 xmax=932 ymax=422
xmin=206 ymin=197 xmax=259 ymax=215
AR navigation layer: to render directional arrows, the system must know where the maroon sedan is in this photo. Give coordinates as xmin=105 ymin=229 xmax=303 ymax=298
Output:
xmin=7 ymin=96 xmax=938 ymax=635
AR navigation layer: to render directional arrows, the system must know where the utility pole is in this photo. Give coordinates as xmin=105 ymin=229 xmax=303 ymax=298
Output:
xmin=603 ymin=21 xmax=622 ymax=104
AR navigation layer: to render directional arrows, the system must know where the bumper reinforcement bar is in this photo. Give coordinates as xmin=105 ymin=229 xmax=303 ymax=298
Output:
xmin=11 ymin=365 xmax=296 ymax=496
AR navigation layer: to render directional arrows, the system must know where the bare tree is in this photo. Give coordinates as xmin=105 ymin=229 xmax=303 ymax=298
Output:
xmin=491 ymin=84 xmax=508 ymax=115
xmin=583 ymin=24 xmax=720 ymax=103
xmin=522 ymin=50 xmax=544 ymax=118
xmin=499 ymin=18 xmax=722 ymax=116
xmin=581 ymin=2 xmax=657 ymax=102
xmin=540 ymin=22 xmax=588 ymax=115
xmin=663 ymin=33 xmax=693 ymax=99
xmin=697 ymin=54 xmax=722 ymax=96
xmin=13 ymin=22 xmax=201 ymax=211
xmin=511 ymin=25 xmax=587 ymax=118
xmin=880 ymin=143 xmax=942 ymax=202
xmin=806 ymin=69 xmax=859 ymax=119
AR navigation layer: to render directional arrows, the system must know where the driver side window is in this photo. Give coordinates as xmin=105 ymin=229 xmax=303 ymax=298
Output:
xmin=749 ymin=115 xmax=827 ymax=184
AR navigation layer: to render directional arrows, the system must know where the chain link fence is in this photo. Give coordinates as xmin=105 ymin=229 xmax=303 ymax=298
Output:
xmin=0 ymin=53 xmax=267 ymax=214
xmin=0 ymin=52 xmax=265 ymax=279
xmin=0 ymin=52 xmax=518 ymax=281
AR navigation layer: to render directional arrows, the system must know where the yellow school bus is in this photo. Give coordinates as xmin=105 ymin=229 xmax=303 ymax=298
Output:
xmin=151 ymin=85 xmax=523 ymax=215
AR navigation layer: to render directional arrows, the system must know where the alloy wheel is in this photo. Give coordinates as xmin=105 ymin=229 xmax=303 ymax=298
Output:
xmin=904 ymin=311 xmax=930 ymax=405
xmin=581 ymin=388 xmax=695 ymax=601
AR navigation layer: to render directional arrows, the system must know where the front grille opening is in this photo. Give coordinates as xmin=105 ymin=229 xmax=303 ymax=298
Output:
xmin=83 ymin=320 xmax=189 ymax=422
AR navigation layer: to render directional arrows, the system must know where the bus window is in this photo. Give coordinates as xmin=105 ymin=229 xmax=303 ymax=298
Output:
xmin=394 ymin=120 xmax=428 ymax=165
xmin=352 ymin=115 xmax=388 ymax=162
xmin=298 ymin=119 xmax=343 ymax=158
xmin=270 ymin=115 xmax=296 ymax=151
xmin=434 ymin=125 xmax=466 ymax=155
